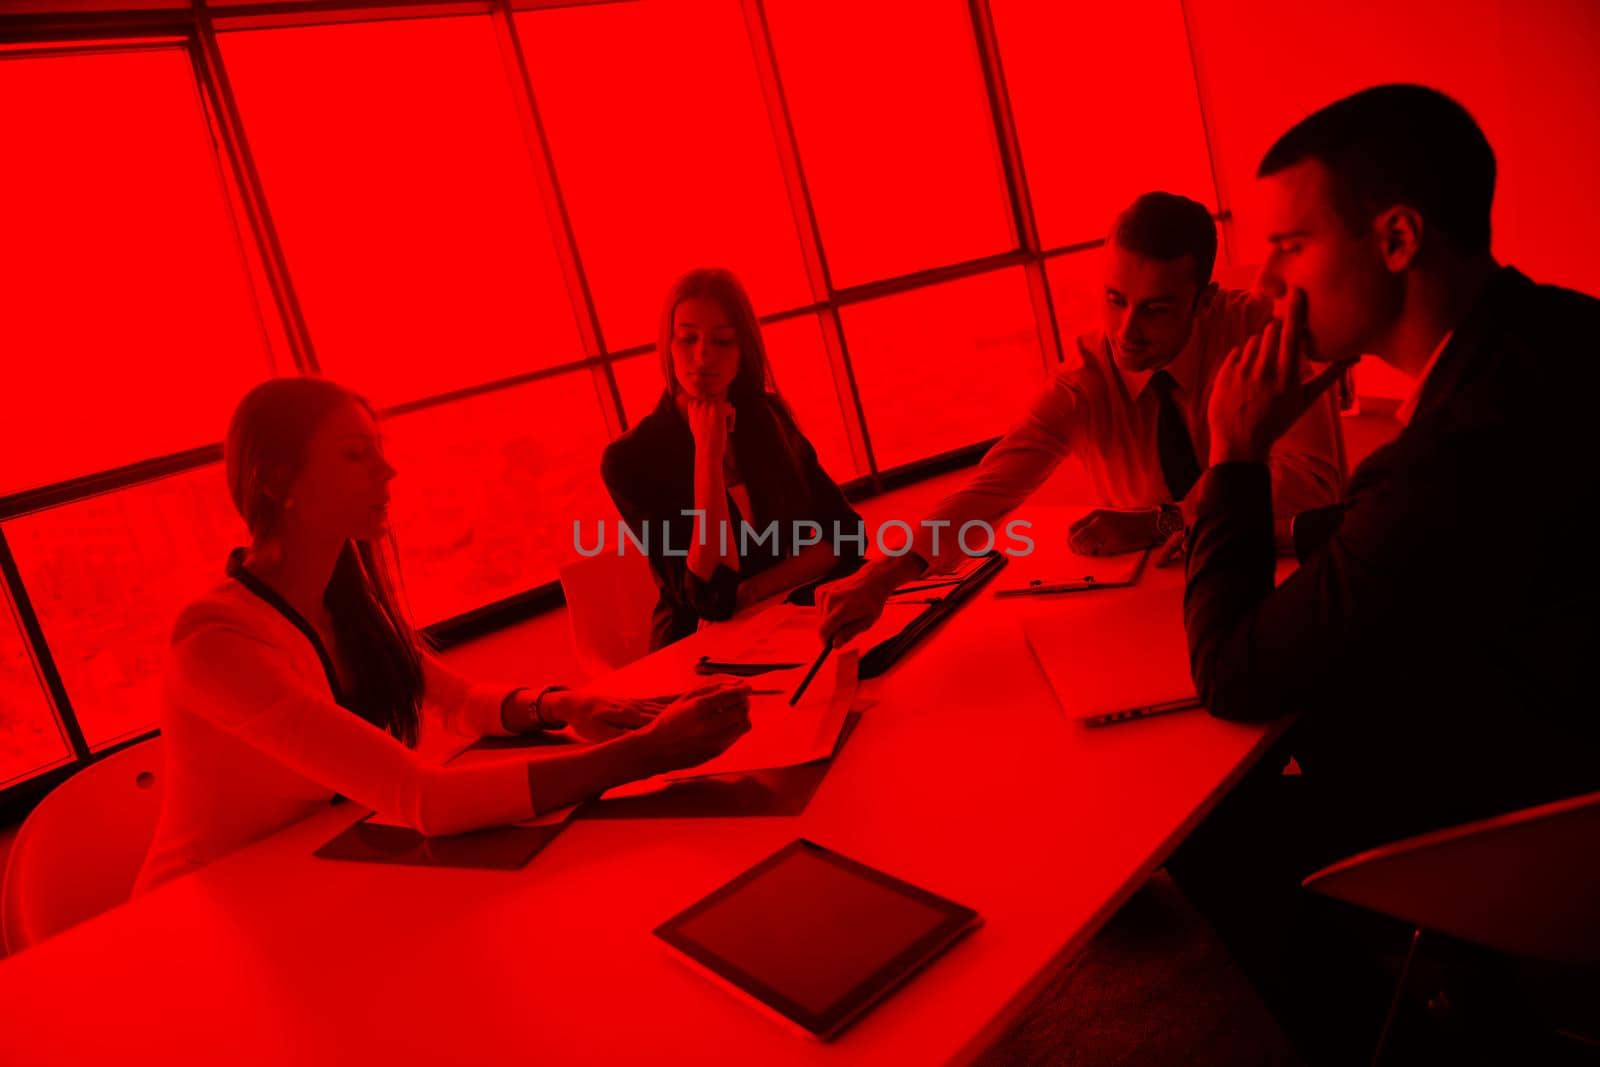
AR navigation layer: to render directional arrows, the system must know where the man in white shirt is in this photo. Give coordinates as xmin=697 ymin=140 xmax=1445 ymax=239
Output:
xmin=817 ymin=192 xmax=1344 ymax=645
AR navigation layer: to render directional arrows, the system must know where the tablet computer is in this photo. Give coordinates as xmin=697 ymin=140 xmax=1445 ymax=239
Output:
xmin=654 ymin=839 xmax=980 ymax=1041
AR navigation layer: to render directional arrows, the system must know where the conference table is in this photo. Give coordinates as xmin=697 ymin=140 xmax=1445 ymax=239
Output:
xmin=0 ymin=507 xmax=1288 ymax=1065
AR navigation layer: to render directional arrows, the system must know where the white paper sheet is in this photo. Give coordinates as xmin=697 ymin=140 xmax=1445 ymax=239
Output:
xmin=363 ymin=799 xmax=578 ymax=831
xmin=1022 ymin=593 xmax=1194 ymax=720
xmin=600 ymin=646 xmax=860 ymax=799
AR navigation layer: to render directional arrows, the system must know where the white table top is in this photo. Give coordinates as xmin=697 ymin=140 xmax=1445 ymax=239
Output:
xmin=0 ymin=508 xmax=1285 ymax=1066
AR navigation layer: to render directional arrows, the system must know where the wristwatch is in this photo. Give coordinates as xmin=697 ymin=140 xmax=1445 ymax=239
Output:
xmin=1155 ymin=503 xmax=1185 ymax=540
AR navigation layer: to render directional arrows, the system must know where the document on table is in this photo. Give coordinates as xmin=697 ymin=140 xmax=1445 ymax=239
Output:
xmin=601 ymin=644 xmax=861 ymax=799
xmin=362 ymin=804 xmax=578 ymax=831
xmin=700 ymin=602 xmax=929 ymax=667
xmin=1022 ymin=592 xmax=1195 ymax=721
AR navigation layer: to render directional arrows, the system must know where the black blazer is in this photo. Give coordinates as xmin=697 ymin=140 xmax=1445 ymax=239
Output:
xmin=1184 ymin=267 xmax=1600 ymax=847
xmin=601 ymin=392 xmax=864 ymax=649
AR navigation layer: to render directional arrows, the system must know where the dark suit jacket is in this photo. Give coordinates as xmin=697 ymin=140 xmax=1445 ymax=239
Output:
xmin=1184 ymin=267 xmax=1600 ymax=847
xmin=601 ymin=392 xmax=863 ymax=649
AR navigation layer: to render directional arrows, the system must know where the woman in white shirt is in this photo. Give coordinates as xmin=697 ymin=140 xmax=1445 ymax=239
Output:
xmin=137 ymin=377 xmax=749 ymax=891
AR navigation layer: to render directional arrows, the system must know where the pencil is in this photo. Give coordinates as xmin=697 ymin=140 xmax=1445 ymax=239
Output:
xmin=789 ymin=638 xmax=834 ymax=706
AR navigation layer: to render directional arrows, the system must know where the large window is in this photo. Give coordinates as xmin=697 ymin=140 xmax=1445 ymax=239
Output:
xmin=515 ymin=0 xmax=813 ymax=350
xmin=1046 ymin=248 xmax=1113 ymax=358
xmin=219 ymin=16 xmax=585 ymax=405
xmin=0 ymin=598 xmax=70 ymax=789
xmin=4 ymin=466 xmax=243 ymax=751
xmin=0 ymin=0 xmax=1224 ymax=807
xmin=842 ymin=269 xmax=1047 ymax=470
xmin=763 ymin=0 xmax=1016 ymax=286
xmin=988 ymin=0 xmax=1217 ymax=249
xmin=0 ymin=48 xmax=277 ymax=497
xmin=383 ymin=375 xmax=618 ymax=626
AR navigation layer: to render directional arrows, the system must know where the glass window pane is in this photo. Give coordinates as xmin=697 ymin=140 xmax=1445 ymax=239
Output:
xmin=0 ymin=49 xmax=276 ymax=497
xmin=383 ymin=374 xmax=617 ymax=625
xmin=842 ymin=269 xmax=1046 ymax=471
xmin=219 ymin=17 xmax=585 ymax=405
xmin=611 ymin=316 xmax=860 ymax=482
xmin=762 ymin=315 xmax=861 ymax=482
xmin=989 ymin=0 xmax=1216 ymax=249
xmin=763 ymin=0 xmax=1014 ymax=286
xmin=1046 ymin=248 xmax=1110 ymax=358
xmin=5 ymin=466 xmax=246 ymax=751
xmin=515 ymin=0 xmax=812 ymax=350
xmin=0 ymin=598 xmax=71 ymax=788
xmin=614 ymin=354 xmax=668 ymax=429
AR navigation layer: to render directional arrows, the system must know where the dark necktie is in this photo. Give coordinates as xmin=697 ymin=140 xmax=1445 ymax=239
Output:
xmin=1150 ymin=370 xmax=1201 ymax=501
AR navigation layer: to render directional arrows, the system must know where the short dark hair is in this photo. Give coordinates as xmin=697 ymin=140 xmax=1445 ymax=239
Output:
xmin=1258 ymin=84 xmax=1495 ymax=253
xmin=1110 ymin=192 xmax=1218 ymax=292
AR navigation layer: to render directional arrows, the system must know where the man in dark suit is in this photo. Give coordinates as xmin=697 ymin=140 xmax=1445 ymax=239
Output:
xmin=1171 ymin=84 xmax=1599 ymax=1061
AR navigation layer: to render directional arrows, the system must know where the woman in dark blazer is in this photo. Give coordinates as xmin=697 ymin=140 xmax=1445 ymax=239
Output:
xmin=601 ymin=268 xmax=863 ymax=649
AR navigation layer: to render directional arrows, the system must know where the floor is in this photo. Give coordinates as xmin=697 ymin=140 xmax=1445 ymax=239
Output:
xmin=975 ymin=872 xmax=1303 ymax=1067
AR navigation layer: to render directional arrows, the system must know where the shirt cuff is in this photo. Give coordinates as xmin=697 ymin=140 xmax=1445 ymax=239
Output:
xmin=908 ymin=519 xmax=965 ymax=574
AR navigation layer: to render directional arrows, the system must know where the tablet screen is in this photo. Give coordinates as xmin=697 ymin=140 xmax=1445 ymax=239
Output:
xmin=655 ymin=840 xmax=978 ymax=1039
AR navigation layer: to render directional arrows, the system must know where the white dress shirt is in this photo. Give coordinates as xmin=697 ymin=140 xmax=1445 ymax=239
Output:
xmin=136 ymin=574 xmax=534 ymax=893
xmin=912 ymin=288 xmax=1345 ymax=569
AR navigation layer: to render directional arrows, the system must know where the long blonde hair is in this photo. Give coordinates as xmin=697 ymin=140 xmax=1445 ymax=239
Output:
xmin=225 ymin=377 xmax=425 ymax=745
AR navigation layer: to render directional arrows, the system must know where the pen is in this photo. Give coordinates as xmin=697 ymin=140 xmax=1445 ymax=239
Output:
xmin=1083 ymin=697 xmax=1203 ymax=728
xmin=994 ymin=576 xmax=1099 ymax=598
xmin=694 ymin=657 xmax=805 ymax=676
xmin=789 ymin=638 xmax=834 ymax=706
xmin=654 ymin=687 xmax=785 ymax=702
xmin=886 ymin=578 xmax=964 ymax=597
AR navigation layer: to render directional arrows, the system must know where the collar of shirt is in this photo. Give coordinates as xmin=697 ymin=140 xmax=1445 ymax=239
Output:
xmin=1115 ymin=334 xmax=1202 ymax=402
xmin=1395 ymin=330 xmax=1455 ymax=426
xmin=1119 ymin=361 xmax=1156 ymax=400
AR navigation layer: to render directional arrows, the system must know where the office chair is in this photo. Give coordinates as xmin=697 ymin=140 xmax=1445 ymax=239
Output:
xmin=1 ymin=737 xmax=165 ymax=954
xmin=1303 ymin=790 xmax=1600 ymax=1063
xmin=558 ymin=551 xmax=658 ymax=678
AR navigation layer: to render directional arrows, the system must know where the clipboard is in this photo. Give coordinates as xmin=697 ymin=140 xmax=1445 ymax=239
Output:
xmin=994 ymin=546 xmax=1150 ymax=598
